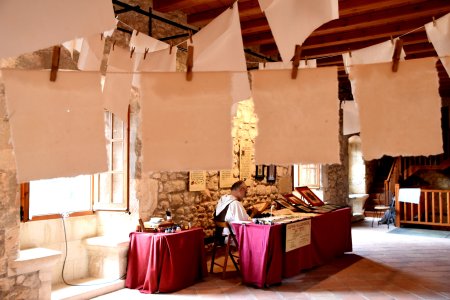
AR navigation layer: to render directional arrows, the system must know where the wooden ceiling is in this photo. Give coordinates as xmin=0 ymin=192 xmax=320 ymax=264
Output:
xmin=151 ymin=0 xmax=450 ymax=97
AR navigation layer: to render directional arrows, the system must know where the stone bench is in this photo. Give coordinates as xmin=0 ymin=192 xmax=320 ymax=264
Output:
xmin=84 ymin=236 xmax=129 ymax=279
xmin=8 ymin=247 xmax=61 ymax=300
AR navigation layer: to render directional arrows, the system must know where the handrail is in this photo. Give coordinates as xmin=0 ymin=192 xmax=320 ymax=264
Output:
xmin=383 ymin=157 xmax=400 ymax=205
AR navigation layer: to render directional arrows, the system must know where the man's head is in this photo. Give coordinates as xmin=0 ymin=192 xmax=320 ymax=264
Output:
xmin=230 ymin=180 xmax=248 ymax=201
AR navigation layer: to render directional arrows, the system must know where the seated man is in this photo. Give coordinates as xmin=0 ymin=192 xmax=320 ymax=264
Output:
xmin=215 ymin=180 xmax=252 ymax=240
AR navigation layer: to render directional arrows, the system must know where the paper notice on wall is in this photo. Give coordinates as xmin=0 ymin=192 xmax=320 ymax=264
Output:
xmin=220 ymin=170 xmax=234 ymax=188
xmin=2 ymin=69 xmax=107 ymax=182
xmin=239 ymin=141 xmax=253 ymax=180
xmin=0 ymin=0 xmax=116 ymax=59
xmin=398 ymin=188 xmax=421 ymax=204
xmin=189 ymin=171 xmax=206 ymax=191
xmin=285 ymin=219 xmax=311 ymax=252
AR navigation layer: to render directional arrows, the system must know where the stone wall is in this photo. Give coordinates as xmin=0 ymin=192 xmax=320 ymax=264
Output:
xmin=322 ymin=107 xmax=349 ymax=206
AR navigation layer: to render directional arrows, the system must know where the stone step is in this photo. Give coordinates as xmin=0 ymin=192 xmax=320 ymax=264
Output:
xmin=51 ymin=278 xmax=125 ymax=300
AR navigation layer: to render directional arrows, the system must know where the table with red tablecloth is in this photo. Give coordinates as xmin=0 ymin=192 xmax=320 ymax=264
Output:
xmin=233 ymin=207 xmax=352 ymax=288
xmin=125 ymin=227 xmax=207 ymax=293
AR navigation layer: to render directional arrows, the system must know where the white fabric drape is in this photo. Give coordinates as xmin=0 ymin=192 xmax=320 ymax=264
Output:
xmin=140 ymin=72 xmax=233 ymax=172
xmin=0 ymin=0 xmax=116 ymax=59
xmin=425 ymin=12 xmax=450 ymax=77
xmin=349 ymin=58 xmax=442 ymax=160
xmin=2 ymin=69 xmax=107 ymax=182
xmin=252 ymin=67 xmax=340 ymax=165
xmin=259 ymin=0 xmax=339 ymax=63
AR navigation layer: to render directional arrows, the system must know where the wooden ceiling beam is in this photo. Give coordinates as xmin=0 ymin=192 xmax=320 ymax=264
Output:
xmin=153 ymin=0 xmax=205 ymax=12
xmin=311 ymin=0 xmax=450 ymax=37
xmin=187 ymin=1 xmax=261 ymax=26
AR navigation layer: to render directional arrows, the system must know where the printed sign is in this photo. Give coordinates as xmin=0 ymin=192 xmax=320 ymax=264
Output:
xmin=189 ymin=171 xmax=206 ymax=191
xmin=285 ymin=219 xmax=311 ymax=252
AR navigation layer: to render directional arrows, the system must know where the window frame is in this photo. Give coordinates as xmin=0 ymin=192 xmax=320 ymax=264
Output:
xmin=293 ymin=164 xmax=321 ymax=189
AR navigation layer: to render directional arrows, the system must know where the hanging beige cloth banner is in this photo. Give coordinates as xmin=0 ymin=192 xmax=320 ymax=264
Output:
xmin=342 ymin=101 xmax=360 ymax=135
xmin=349 ymin=58 xmax=442 ymax=160
xmin=259 ymin=0 xmax=339 ymax=63
xmin=342 ymin=39 xmax=406 ymax=75
xmin=103 ymin=46 xmax=135 ymax=122
xmin=133 ymin=47 xmax=178 ymax=88
xmin=140 ymin=72 xmax=233 ymax=172
xmin=77 ymin=34 xmax=106 ymax=71
xmin=258 ymin=60 xmax=317 ymax=70
xmin=425 ymin=13 xmax=450 ymax=77
xmin=2 ymin=69 xmax=107 ymax=182
xmin=0 ymin=0 xmax=116 ymax=59
xmin=187 ymin=2 xmax=250 ymax=104
xmin=252 ymin=67 xmax=340 ymax=165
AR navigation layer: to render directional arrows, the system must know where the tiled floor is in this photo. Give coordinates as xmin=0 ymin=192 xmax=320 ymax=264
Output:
xmin=93 ymin=219 xmax=450 ymax=299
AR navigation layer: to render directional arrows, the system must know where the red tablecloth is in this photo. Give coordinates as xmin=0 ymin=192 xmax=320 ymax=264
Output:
xmin=125 ymin=228 xmax=207 ymax=293
xmin=233 ymin=207 xmax=352 ymax=288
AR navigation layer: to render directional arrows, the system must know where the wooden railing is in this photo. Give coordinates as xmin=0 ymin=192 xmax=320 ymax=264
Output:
xmin=383 ymin=157 xmax=401 ymax=204
xmin=395 ymin=184 xmax=450 ymax=227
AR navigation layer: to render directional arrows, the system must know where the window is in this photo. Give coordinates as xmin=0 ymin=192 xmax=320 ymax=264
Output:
xmin=93 ymin=111 xmax=129 ymax=210
xmin=293 ymin=164 xmax=321 ymax=188
xmin=21 ymin=111 xmax=129 ymax=221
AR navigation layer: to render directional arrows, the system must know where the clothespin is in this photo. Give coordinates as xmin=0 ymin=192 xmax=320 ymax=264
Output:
xmin=186 ymin=45 xmax=194 ymax=81
xmin=433 ymin=16 xmax=437 ymax=26
xmin=305 ymin=57 xmax=308 ymax=66
xmin=390 ymin=36 xmax=394 ymax=45
xmin=169 ymin=41 xmax=174 ymax=54
xmin=101 ymin=33 xmax=104 ymax=40
xmin=144 ymin=48 xmax=149 ymax=60
xmin=291 ymin=44 xmax=302 ymax=79
xmin=348 ymin=48 xmax=352 ymax=58
xmin=136 ymin=30 xmax=139 ymax=36
xmin=112 ymin=41 xmax=116 ymax=51
xmin=189 ymin=30 xmax=193 ymax=44
xmin=263 ymin=61 xmax=266 ymax=68
xmin=391 ymin=38 xmax=403 ymax=72
xmin=50 ymin=45 xmax=61 ymax=82
xmin=130 ymin=47 xmax=135 ymax=58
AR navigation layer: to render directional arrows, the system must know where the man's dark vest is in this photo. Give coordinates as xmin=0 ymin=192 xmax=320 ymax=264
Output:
xmin=214 ymin=201 xmax=235 ymax=243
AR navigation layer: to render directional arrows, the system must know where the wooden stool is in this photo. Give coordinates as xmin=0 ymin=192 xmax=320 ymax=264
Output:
xmin=210 ymin=221 xmax=240 ymax=279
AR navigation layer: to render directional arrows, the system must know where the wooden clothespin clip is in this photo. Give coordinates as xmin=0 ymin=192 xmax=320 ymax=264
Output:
xmin=291 ymin=44 xmax=302 ymax=79
xmin=136 ymin=30 xmax=139 ymax=36
xmin=263 ymin=61 xmax=266 ymax=68
xmin=391 ymin=38 xmax=403 ymax=72
xmin=101 ymin=33 xmax=104 ymax=40
xmin=305 ymin=57 xmax=308 ymax=66
xmin=169 ymin=41 xmax=174 ymax=54
xmin=189 ymin=30 xmax=193 ymax=44
xmin=390 ymin=35 xmax=394 ymax=45
xmin=50 ymin=45 xmax=61 ymax=82
xmin=130 ymin=47 xmax=135 ymax=58
xmin=433 ymin=16 xmax=437 ymax=26
xmin=348 ymin=48 xmax=352 ymax=58
xmin=144 ymin=48 xmax=149 ymax=60
xmin=186 ymin=45 xmax=194 ymax=81
xmin=112 ymin=41 xmax=116 ymax=51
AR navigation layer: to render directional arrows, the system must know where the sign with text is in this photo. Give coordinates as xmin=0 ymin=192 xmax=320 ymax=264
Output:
xmin=285 ymin=219 xmax=311 ymax=252
xmin=189 ymin=171 xmax=206 ymax=191
xmin=239 ymin=141 xmax=253 ymax=180
xmin=220 ymin=169 xmax=234 ymax=188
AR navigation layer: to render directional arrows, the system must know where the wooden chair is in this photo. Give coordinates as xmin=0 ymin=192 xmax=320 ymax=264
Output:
xmin=210 ymin=221 xmax=240 ymax=279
